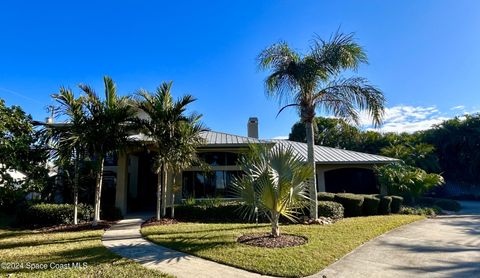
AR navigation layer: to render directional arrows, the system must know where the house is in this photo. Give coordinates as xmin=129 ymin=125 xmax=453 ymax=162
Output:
xmin=112 ymin=117 xmax=397 ymax=215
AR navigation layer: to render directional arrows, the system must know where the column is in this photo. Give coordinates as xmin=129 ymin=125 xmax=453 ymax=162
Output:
xmin=115 ymin=152 xmax=129 ymax=215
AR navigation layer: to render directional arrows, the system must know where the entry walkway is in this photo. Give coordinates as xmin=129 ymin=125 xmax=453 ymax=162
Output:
xmin=102 ymin=213 xmax=272 ymax=278
xmin=313 ymin=201 xmax=480 ymax=278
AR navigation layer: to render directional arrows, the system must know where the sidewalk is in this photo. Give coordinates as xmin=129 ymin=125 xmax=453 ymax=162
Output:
xmin=102 ymin=214 xmax=273 ymax=278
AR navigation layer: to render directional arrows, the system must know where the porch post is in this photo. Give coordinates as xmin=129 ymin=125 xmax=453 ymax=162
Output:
xmin=115 ymin=152 xmax=128 ymax=215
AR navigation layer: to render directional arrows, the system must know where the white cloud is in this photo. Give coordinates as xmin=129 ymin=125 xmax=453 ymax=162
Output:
xmin=361 ymin=105 xmax=449 ymax=133
xmin=450 ymin=105 xmax=465 ymax=110
xmin=271 ymin=135 xmax=289 ymax=140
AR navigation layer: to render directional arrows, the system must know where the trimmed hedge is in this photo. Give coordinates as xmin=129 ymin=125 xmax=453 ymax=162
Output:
xmin=334 ymin=193 xmax=364 ymax=217
xmin=390 ymin=196 xmax=404 ymax=213
xmin=418 ymin=197 xmax=461 ymax=212
xmin=318 ymin=201 xmax=344 ymax=219
xmin=378 ymin=196 xmax=392 ymax=215
xmin=317 ymin=192 xmax=336 ymax=202
xmin=17 ymin=203 xmax=93 ymax=227
xmin=362 ymin=195 xmax=380 ymax=216
xmin=169 ymin=201 xmax=246 ymax=223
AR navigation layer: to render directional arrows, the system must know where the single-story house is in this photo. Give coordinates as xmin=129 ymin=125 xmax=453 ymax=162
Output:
xmin=110 ymin=117 xmax=397 ymax=215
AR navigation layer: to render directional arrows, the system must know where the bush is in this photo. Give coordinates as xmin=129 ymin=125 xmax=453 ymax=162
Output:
xmin=317 ymin=192 xmax=336 ymax=202
xmin=101 ymin=206 xmax=123 ymax=221
xmin=170 ymin=200 xmax=246 ymax=223
xmin=400 ymin=206 xmax=441 ymax=216
xmin=418 ymin=197 xmax=461 ymax=212
xmin=378 ymin=196 xmax=392 ymax=215
xmin=17 ymin=203 xmax=93 ymax=227
xmin=390 ymin=196 xmax=404 ymax=213
xmin=318 ymin=201 xmax=344 ymax=219
xmin=362 ymin=195 xmax=380 ymax=216
xmin=334 ymin=193 xmax=364 ymax=217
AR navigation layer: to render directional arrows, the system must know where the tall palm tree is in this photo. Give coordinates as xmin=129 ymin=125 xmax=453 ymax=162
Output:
xmin=80 ymin=76 xmax=135 ymax=225
xmin=49 ymin=88 xmax=87 ymax=225
xmin=135 ymin=81 xmax=205 ymax=220
xmin=258 ymin=32 xmax=385 ymax=219
xmin=232 ymin=144 xmax=313 ymax=237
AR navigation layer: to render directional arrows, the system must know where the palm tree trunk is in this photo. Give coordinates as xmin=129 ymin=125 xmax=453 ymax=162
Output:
xmin=271 ymin=212 xmax=280 ymax=237
xmin=170 ymin=176 xmax=176 ymax=219
xmin=305 ymin=121 xmax=318 ymax=219
xmin=156 ymin=168 xmax=162 ymax=220
xmin=161 ymin=166 xmax=168 ymax=217
xmin=93 ymin=156 xmax=104 ymax=226
xmin=73 ymin=155 xmax=80 ymax=225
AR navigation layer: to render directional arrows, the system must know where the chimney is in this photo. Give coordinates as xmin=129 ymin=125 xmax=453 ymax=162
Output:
xmin=247 ymin=117 xmax=258 ymax=138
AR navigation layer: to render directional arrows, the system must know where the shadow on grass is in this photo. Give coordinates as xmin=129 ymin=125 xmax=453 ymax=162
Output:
xmin=0 ymin=233 xmax=99 ymax=250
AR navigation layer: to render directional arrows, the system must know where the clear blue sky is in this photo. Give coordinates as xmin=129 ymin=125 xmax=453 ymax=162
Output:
xmin=1 ymin=1 xmax=479 ymax=138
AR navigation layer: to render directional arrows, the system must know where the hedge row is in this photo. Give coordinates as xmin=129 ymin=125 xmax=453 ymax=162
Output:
xmin=17 ymin=203 xmax=94 ymax=228
xmin=167 ymin=201 xmax=247 ymax=223
xmin=318 ymin=201 xmax=344 ymax=219
xmin=317 ymin=192 xmax=404 ymax=217
xmin=417 ymin=197 xmax=461 ymax=211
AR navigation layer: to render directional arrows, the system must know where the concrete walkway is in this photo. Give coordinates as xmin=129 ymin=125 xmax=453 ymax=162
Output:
xmin=314 ymin=201 xmax=480 ymax=278
xmin=102 ymin=213 xmax=272 ymax=278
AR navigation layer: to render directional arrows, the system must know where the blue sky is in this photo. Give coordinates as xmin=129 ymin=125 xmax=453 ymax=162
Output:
xmin=1 ymin=1 xmax=479 ymax=138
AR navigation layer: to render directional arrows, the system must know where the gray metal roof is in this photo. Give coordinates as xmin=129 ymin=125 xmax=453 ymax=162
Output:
xmin=128 ymin=130 xmax=397 ymax=164
xmin=270 ymin=139 xmax=398 ymax=165
xmin=200 ymin=131 xmax=267 ymax=146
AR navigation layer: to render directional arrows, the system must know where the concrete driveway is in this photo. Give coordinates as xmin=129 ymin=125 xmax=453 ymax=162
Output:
xmin=315 ymin=201 xmax=480 ymax=278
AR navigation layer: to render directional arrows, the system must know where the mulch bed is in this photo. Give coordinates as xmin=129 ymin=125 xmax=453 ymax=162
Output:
xmin=237 ymin=233 xmax=307 ymax=248
xmin=141 ymin=217 xmax=179 ymax=228
xmin=37 ymin=221 xmax=114 ymax=233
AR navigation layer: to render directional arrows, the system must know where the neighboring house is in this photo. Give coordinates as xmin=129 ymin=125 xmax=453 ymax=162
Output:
xmin=111 ymin=118 xmax=397 ymax=215
xmin=0 ymin=165 xmax=27 ymax=188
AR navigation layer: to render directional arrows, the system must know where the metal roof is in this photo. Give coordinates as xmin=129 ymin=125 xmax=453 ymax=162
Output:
xmin=270 ymin=139 xmax=398 ymax=165
xmin=200 ymin=131 xmax=267 ymax=146
xmin=128 ymin=130 xmax=397 ymax=164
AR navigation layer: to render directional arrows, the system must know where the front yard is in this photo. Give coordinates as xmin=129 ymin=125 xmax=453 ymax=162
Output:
xmin=0 ymin=227 xmax=171 ymax=277
xmin=142 ymin=215 xmax=424 ymax=277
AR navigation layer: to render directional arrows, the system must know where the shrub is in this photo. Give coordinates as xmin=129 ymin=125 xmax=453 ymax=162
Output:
xmin=17 ymin=203 xmax=93 ymax=227
xmin=318 ymin=201 xmax=344 ymax=219
xmin=362 ymin=195 xmax=380 ymax=216
xmin=317 ymin=192 xmax=336 ymax=202
xmin=423 ymin=198 xmax=461 ymax=212
xmin=334 ymin=193 xmax=364 ymax=217
xmin=170 ymin=201 xmax=246 ymax=223
xmin=378 ymin=196 xmax=392 ymax=215
xmin=390 ymin=196 xmax=404 ymax=213
xmin=400 ymin=206 xmax=441 ymax=216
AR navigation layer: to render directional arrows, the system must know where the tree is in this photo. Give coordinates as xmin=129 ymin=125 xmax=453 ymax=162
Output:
xmin=231 ymin=144 xmax=313 ymax=237
xmin=49 ymin=88 xmax=88 ymax=224
xmin=0 ymin=98 xmax=49 ymax=209
xmin=80 ymin=77 xmax=135 ymax=225
xmin=135 ymin=81 xmax=204 ymax=220
xmin=375 ymin=162 xmax=444 ymax=202
xmin=258 ymin=32 xmax=385 ymax=219
xmin=380 ymin=142 xmax=440 ymax=173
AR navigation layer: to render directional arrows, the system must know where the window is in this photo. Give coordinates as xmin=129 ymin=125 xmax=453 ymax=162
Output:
xmin=182 ymin=170 xmax=243 ymax=198
xmin=197 ymin=152 xmax=240 ymax=166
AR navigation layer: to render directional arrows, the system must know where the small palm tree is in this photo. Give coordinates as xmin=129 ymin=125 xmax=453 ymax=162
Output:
xmin=258 ymin=32 xmax=385 ymax=219
xmin=49 ymin=88 xmax=87 ymax=225
xmin=80 ymin=76 xmax=135 ymax=225
xmin=232 ymin=145 xmax=313 ymax=237
xmin=135 ymin=81 xmax=205 ymax=220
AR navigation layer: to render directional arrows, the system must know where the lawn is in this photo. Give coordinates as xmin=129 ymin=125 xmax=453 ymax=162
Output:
xmin=142 ymin=215 xmax=424 ymax=277
xmin=0 ymin=227 xmax=172 ymax=277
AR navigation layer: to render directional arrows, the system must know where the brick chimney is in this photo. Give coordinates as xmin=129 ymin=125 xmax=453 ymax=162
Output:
xmin=247 ymin=117 xmax=258 ymax=138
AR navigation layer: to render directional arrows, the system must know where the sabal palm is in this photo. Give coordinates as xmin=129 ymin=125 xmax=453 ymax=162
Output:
xmin=232 ymin=145 xmax=313 ymax=237
xmin=80 ymin=76 xmax=135 ymax=225
xmin=258 ymin=32 xmax=385 ymax=219
xmin=50 ymin=88 xmax=87 ymax=224
xmin=136 ymin=81 xmax=205 ymax=220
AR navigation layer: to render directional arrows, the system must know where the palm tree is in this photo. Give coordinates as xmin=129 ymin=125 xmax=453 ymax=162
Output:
xmin=257 ymin=32 xmax=385 ymax=219
xmin=232 ymin=144 xmax=313 ymax=237
xmin=80 ymin=76 xmax=135 ymax=225
xmin=49 ymin=88 xmax=87 ymax=225
xmin=135 ymin=81 xmax=205 ymax=220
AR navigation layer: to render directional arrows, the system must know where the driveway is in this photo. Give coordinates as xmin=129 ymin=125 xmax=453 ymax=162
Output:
xmin=315 ymin=201 xmax=480 ymax=278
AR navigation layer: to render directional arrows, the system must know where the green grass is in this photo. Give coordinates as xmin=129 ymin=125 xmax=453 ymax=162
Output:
xmin=142 ymin=215 xmax=424 ymax=277
xmin=0 ymin=228 xmax=173 ymax=277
